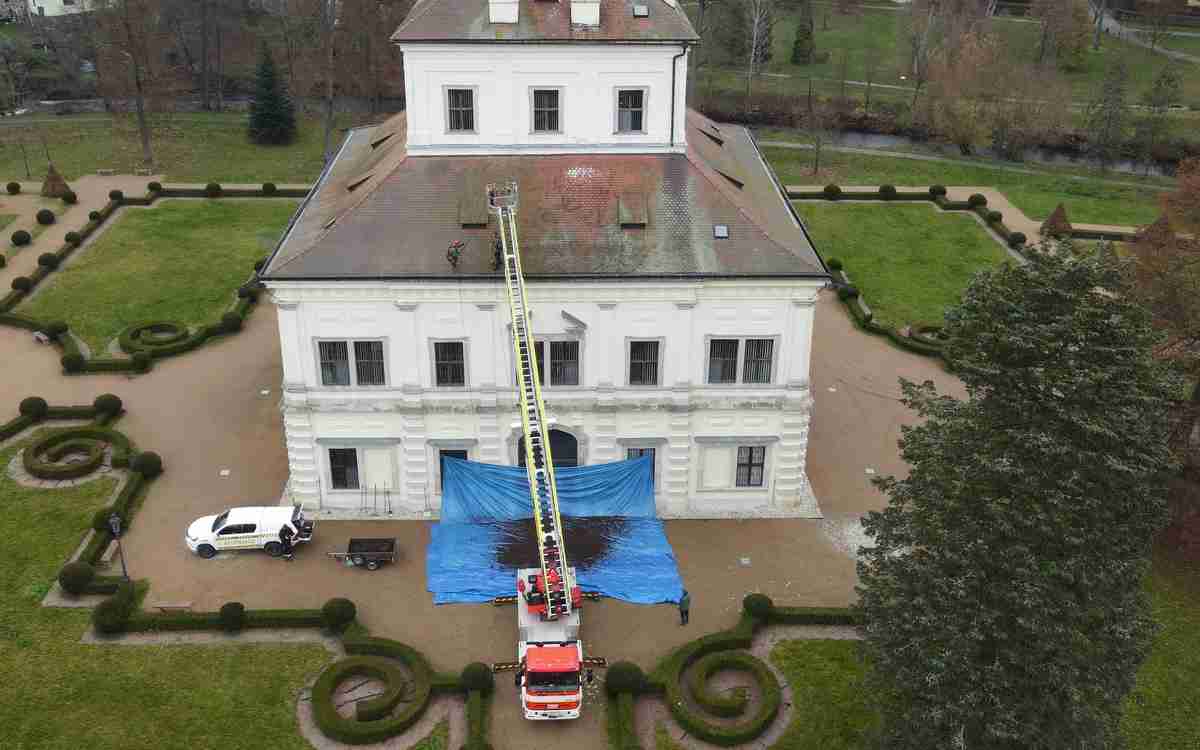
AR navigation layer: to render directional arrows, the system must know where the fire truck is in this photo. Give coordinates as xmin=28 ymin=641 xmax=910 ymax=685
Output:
xmin=490 ymin=182 xmax=590 ymax=720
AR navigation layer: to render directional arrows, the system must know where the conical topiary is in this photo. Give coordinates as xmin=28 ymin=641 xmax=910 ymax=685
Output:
xmin=1041 ymin=203 xmax=1074 ymax=238
xmin=40 ymin=163 xmax=71 ymax=199
xmin=247 ymin=43 xmax=297 ymax=145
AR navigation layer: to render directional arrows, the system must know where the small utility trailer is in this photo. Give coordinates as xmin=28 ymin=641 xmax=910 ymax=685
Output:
xmin=327 ymin=538 xmax=398 ymax=571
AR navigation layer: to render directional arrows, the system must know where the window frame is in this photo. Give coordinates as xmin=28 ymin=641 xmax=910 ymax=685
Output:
xmin=614 ymin=87 xmax=648 ymax=135
xmin=438 ymin=448 xmax=469 ymax=491
xmin=529 ymin=86 xmax=564 ymax=135
xmin=327 ymin=447 xmax=362 ymax=492
xmin=625 ymin=337 xmax=664 ymax=388
xmin=443 ymin=85 xmax=479 ymax=134
xmin=734 ymin=445 xmax=767 ymax=488
xmin=511 ymin=335 xmax=582 ymax=389
xmin=314 ymin=338 xmax=389 ymax=388
xmin=430 ymin=338 xmax=470 ymax=389
xmin=702 ymin=335 xmax=780 ymax=386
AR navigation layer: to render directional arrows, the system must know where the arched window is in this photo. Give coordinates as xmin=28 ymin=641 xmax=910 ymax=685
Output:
xmin=517 ymin=429 xmax=579 ymax=468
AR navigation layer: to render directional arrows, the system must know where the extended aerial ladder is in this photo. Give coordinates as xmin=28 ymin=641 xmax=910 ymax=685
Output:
xmin=488 ymin=181 xmax=576 ymax=621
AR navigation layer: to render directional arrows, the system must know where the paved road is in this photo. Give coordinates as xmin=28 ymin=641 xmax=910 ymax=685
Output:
xmin=1090 ymin=3 xmax=1200 ymax=64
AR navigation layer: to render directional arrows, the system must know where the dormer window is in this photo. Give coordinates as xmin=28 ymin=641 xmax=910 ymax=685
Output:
xmin=446 ymin=87 xmax=476 ymax=133
xmin=616 ymin=89 xmax=646 ymax=134
xmin=531 ymin=88 xmax=562 ymax=134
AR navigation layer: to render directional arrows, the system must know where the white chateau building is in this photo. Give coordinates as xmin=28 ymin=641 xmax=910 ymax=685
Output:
xmin=261 ymin=0 xmax=829 ymax=519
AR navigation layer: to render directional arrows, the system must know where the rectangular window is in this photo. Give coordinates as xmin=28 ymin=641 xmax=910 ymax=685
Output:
xmin=735 ymin=446 xmax=766 ymax=488
xmin=447 ymin=88 xmax=475 ymax=132
xmin=549 ymin=340 xmax=579 ymax=386
xmin=742 ymin=338 xmax=774 ymax=384
xmin=434 ymin=341 xmax=466 ymax=387
xmin=532 ymin=89 xmax=561 ymax=133
xmin=617 ymin=89 xmax=645 ymax=133
xmin=628 ymin=340 xmax=660 ymax=386
xmin=439 ymin=449 xmax=468 ymax=490
xmin=354 ymin=341 xmax=386 ymax=386
xmin=626 ymin=447 xmax=656 ymax=486
xmin=329 ymin=448 xmax=360 ymax=490
xmin=707 ymin=339 xmax=739 ymax=384
xmin=318 ymin=340 xmax=385 ymax=386
xmin=319 ymin=341 xmax=350 ymax=386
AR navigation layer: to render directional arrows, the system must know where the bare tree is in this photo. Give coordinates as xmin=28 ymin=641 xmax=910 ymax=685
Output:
xmin=905 ymin=0 xmax=938 ymax=111
xmin=94 ymin=0 xmax=157 ymax=169
xmin=1140 ymin=0 xmax=1175 ymax=49
xmin=740 ymin=0 xmax=777 ymax=114
xmin=863 ymin=41 xmax=879 ymax=114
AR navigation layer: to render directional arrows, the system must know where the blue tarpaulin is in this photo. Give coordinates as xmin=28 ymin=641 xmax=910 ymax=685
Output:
xmin=426 ymin=456 xmax=684 ymax=605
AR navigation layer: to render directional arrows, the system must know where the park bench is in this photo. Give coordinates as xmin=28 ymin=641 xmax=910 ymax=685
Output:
xmin=152 ymin=601 xmax=194 ymax=613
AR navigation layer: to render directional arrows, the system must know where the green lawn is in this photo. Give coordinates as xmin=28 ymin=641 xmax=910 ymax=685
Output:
xmin=18 ymin=199 xmax=297 ymax=353
xmin=770 ymin=640 xmax=877 ymax=749
xmin=1151 ymin=33 xmax=1200 ymax=59
xmin=413 ymin=720 xmax=450 ymax=750
xmin=793 ymin=202 xmax=1011 ymax=328
xmin=0 ymin=431 xmax=330 ymax=750
xmin=765 ymin=145 xmax=1167 ymax=225
xmin=1 ymin=214 xmax=15 ymax=233
xmin=0 ymin=112 xmax=371 ymax=183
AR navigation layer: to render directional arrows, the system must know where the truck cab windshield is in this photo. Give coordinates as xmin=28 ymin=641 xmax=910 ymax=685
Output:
xmin=526 ymin=671 xmax=580 ymax=691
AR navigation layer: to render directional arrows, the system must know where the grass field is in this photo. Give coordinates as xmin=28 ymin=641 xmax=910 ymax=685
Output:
xmin=1 ymin=214 xmax=14 ymax=233
xmin=770 ymin=640 xmax=877 ymax=749
xmin=1150 ymin=33 xmax=1200 ymax=58
xmin=413 ymin=720 xmax=449 ymax=750
xmin=0 ymin=112 xmax=371 ymax=183
xmin=793 ymin=202 xmax=1010 ymax=328
xmin=0 ymin=432 xmax=331 ymax=750
xmin=18 ymin=199 xmax=298 ymax=353
xmin=765 ymin=145 xmax=1167 ymax=225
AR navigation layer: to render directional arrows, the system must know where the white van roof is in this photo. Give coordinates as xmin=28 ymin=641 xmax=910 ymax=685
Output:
xmin=224 ymin=506 xmax=296 ymax=528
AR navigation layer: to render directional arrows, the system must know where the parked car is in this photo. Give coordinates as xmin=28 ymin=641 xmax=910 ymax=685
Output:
xmin=185 ymin=505 xmax=314 ymax=559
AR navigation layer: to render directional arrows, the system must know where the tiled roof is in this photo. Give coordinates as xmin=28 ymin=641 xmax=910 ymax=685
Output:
xmin=391 ymin=0 xmax=699 ymax=43
xmin=262 ymin=110 xmax=826 ymax=281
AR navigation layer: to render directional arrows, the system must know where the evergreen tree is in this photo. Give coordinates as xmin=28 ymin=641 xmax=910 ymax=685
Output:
xmin=248 ymin=43 xmax=297 ymax=145
xmin=791 ymin=0 xmax=815 ymax=65
xmin=857 ymin=245 xmax=1177 ymax=749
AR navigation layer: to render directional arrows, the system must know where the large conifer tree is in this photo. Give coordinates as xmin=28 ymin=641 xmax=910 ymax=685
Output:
xmin=857 ymin=245 xmax=1177 ymax=749
xmin=248 ymin=44 xmax=297 ymax=145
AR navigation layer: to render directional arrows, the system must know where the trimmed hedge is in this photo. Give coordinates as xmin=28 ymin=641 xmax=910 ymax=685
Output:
xmin=262 ymin=182 xmax=277 ymax=196
xmin=62 ymin=190 xmax=78 ymax=205
xmin=823 ymin=184 xmax=842 ymax=200
xmin=879 ymin=184 xmax=898 ymax=200
xmin=5 ymin=181 xmax=19 ymax=195
xmin=743 ymin=592 xmax=773 ymax=618
xmin=88 ymin=210 xmax=102 ymax=222
xmin=1009 ymin=231 xmax=1027 ymax=248
xmin=205 ymin=182 xmax=222 ymax=198
xmin=64 ymin=231 xmax=82 ymax=246
xmin=36 ymin=208 xmax=56 ymax=226
xmin=19 ymin=396 xmax=49 ymax=418
xmin=108 ymin=189 xmax=124 ymax=201
xmin=38 ymin=253 xmax=61 ymax=269
xmin=58 ymin=560 xmax=96 ymax=595
xmin=607 ymin=692 xmax=642 ymax=750
xmin=122 ymin=606 xmax=327 ymax=633
xmin=322 ymin=597 xmax=357 ymax=633
xmin=92 ymin=580 xmax=138 ymax=635
xmin=11 ymin=230 xmax=31 ymax=247
xmin=461 ymin=662 xmax=495 ymax=694
xmin=147 ymin=181 xmax=162 ymax=193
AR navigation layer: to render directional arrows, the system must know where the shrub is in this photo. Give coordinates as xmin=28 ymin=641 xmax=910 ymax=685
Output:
xmin=321 ymin=597 xmax=357 ymax=633
xmin=827 ymin=257 xmax=843 ymax=271
xmin=88 ymin=210 xmax=102 ymax=222
xmin=219 ymin=602 xmax=247 ymax=633
xmin=236 ymin=286 xmax=258 ymax=300
xmin=221 ymin=312 xmax=243 ymax=333
xmin=58 ymin=560 xmax=96 ymax=595
xmin=18 ymin=396 xmax=47 ymax=419
xmin=130 ymin=451 xmax=163 ymax=479
xmin=62 ymin=190 xmax=78 ymax=205
xmin=5 ymin=181 xmax=19 ymax=195
xmin=132 ymin=352 xmax=152 ymax=373
xmin=61 ymin=353 xmax=85 ymax=373
xmin=38 ymin=253 xmax=60 ymax=269
xmin=1009 ymin=232 xmax=1027 ymax=247
xmin=929 ymin=185 xmax=947 ymax=197
xmin=147 ymin=181 xmax=163 ymax=192
xmin=92 ymin=581 xmax=136 ymax=635
xmin=837 ymin=285 xmax=860 ymax=301
xmin=11 ymin=276 xmax=32 ymax=292
xmin=262 ymin=182 xmax=277 ymax=196
xmin=460 ymin=662 xmax=495 ymax=693
xmin=36 ymin=208 xmax=56 ymax=226
xmin=205 ymin=182 xmax=222 ymax=198
xmin=986 ymin=210 xmax=1003 ymax=223
xmin=743 ymin=592 xmax=774 ymax=618
xmin=823 ymin=184 xmax=842 ymax=200
xmin=108 ymin=189 xmax=124 ymax=201
xmin=879 ymin=184 xmax=898 ymax=200
xmin=11 ymin=230 xmax=31 ymax=247
xmin=605 ymin=661 xmax=646 ymax=695
xmin=93 ymin=393 xmax=123 ymax=416
xmin=65 ymin=231 xmax=82 ymax=246
xmin=254 ymin=257 xmax=268 ymax=272
xmin=968 ymin=193 xmax=987 ymax=207
xmin=91 ymin=507 xmax=116 ymax=532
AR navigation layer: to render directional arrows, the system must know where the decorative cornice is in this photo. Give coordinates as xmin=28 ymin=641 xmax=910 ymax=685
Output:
xmin=674 ymin=301 xmax=697 ymax=310
xmin=395 ymin=302 xmax=420 ymax=311
xmin=475 ymin=303 xmax=497 ymax=311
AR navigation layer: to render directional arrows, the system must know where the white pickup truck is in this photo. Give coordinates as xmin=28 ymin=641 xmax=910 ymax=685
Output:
xmin=185 ymin=505 xmax=314 ymax=559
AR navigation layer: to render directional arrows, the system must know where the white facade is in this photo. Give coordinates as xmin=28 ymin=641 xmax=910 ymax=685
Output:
xmin=271 ymin=280 xmax=823 ymax=519
xmin=27 ymin=0 xmax=87 ymax=17
xmin=399 ymin=43 xmax=691 ymax=156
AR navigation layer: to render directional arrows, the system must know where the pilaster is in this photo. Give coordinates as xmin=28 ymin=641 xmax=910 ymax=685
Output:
xmin=401 ymin=412 xmax=431 ymax=513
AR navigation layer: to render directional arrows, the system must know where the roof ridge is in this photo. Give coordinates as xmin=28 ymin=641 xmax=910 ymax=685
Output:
xmin=391 ymin=0 xmax=443 ymax=38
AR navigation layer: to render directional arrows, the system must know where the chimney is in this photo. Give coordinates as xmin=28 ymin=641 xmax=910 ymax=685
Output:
xmin=570 ymin=0 xmax=599 ymax=26
xmin=489 ymin=0 xmax=518 ymax=23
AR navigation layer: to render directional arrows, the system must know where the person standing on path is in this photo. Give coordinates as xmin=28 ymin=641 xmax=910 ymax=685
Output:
xmin=679 ymin=589 xmax=690 ymax=625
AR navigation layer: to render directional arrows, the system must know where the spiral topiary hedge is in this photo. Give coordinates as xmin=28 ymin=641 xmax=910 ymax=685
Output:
xmin=22 ymin=425 xmax=134 ymax=480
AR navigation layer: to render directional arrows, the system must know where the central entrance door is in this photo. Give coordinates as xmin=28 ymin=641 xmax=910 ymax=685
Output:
xmin=518 ymin=429 xmax=579 ymax=468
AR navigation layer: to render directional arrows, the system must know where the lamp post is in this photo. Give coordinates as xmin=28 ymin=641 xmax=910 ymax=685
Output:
xmin=108 ymin=513 xmax=129 ymax=580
